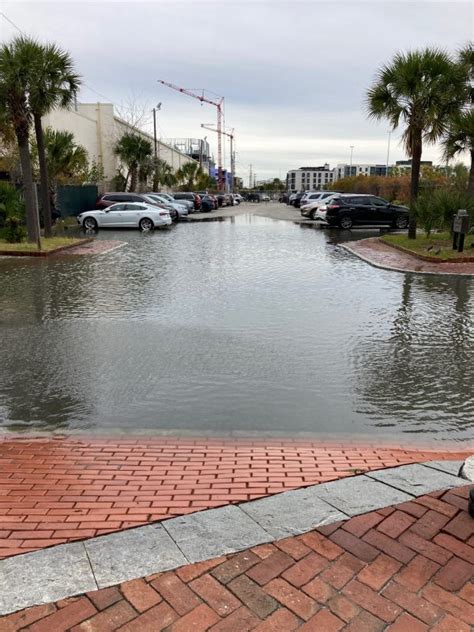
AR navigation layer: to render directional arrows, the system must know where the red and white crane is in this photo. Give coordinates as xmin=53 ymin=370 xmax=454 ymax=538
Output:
xmin=157 ymin=80 xmax=225 ymax=191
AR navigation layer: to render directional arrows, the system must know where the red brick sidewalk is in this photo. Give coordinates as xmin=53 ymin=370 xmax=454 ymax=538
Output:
xmin=3 ymin=484 xmax=473 ymax=631
xmin=344 ymin=238 xmax=474 ymax=275
xmin=0 ymin=437 xmax=470 ymax=559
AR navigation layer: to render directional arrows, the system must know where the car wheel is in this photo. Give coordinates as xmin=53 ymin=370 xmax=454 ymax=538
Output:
xmin=139 ymin=217 xmax=154 ymax=231
xmin=83 ymin=216 xmax=98 ymax=230
xmin=339 ymin=215 xmax=353 ymax=229
xmin=394 ymin=215 xmax=409 ymax=229
xmin=311 ymin=209 xmax=318 ymax=220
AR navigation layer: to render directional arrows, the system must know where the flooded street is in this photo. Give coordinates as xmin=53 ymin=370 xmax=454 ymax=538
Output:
xmin=1 ymin=211 xmax=473 ymax=443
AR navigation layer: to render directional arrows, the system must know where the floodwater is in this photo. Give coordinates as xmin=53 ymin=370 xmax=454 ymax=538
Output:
xmin=1 ymin=213 xmax=473 ymax=443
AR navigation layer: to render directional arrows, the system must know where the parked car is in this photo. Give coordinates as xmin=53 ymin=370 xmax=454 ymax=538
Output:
xmin=95 ymin=192 xmax=177 ymax=221
xmin=261 ymin=194 xmax=270 ymax=202
xmin=160 ymin=192 xmax=194 ymax=213
xmin=146 ymin=193 xmax=188 ymax=220
xmin=293 ymin=192 xmax=307 ymax=208
xmin=78 ymin=202 xmax=172 ymax=231
xmin=300 ymin=192 xmax=339 ymax=219
xmin=288 ymin=193 xmax=298 ymax=205
xmin=300 ymin=191 xmax=334 ymax=207
xmin=319 ymin=194 xmax=409 ymax=229
xmin=200 ymin=195 xmax=215 ymax=212
xmin=233 ymin=193 xmax=244 ymax=204
xmin=174 ymin=192 xmax=201 ymax=211
xmin=96 ymin=192 xmax=146 ymax=209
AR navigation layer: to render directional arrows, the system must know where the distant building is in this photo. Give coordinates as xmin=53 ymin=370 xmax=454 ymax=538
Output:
xmin=333 ymin=163 xmax=388 ymax=180
xmin=395 ymin=159 xmax=433 ymax=171
xmin=286 ymin=165 xmax=334 ymax=192
xmin=43 ymin=103 xmax=196 ymax=189
xmin=162 ymin=138 xmax=211 ymax=173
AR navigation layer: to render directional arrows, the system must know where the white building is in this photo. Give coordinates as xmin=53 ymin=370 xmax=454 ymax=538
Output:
xmin=287 ymin=165 xmax=334 ymax=192
xmin=42 ymin=103 xmax=196 ymax=190
xmin=333 ymin=163 xmax=388 ymax=180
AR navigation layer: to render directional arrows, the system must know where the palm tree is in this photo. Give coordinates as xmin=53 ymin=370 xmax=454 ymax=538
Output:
xmin=114 ymin=133 xmax=152 ymax=192
xmin=29 ymin=41 xmax=80 ymax=237
xmin=155 ymin=158 xmax=176 ymax=190
xmin=0 ymin=37 xmax=40 ymax=245
xmin=367 ymin=48 xmax=467 ymax=238
xmin=43 ymin=128 xmax=88 ymax=189
xmin=442 ymin=43 xmax=474 ymax=195
xmin=176 ymin=161 xmax=203 ymax=190
xmin=443 ymin=110 xmax=474 ymax=194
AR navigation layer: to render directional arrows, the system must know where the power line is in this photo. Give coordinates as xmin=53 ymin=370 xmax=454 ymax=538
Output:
xmin=0 ymin=10 xmax=125 ymax=112
xmin=0 ymin=11 xmax=23 ymax=33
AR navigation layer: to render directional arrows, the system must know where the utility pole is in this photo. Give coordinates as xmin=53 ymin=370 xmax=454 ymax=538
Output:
xmin=249 ymin=164 xmax=253 ymax=189
xmin=158 ymin=80 xmax=225 ymax=191
xmin=349 ymin=145 xmax=354 ymax=177
xmin=152 ymin=103 xmax=161 ymax=190
xmin=386 ymin=131 xmax=392 ymax=176
xmin=201 ymin=124 xmax=235 ymax=192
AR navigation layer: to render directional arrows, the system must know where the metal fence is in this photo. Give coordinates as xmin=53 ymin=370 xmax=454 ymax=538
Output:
xmin=56 ymin=185 xmax=98 ymax=217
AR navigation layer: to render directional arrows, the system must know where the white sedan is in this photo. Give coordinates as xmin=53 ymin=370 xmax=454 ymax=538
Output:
xmin=77 ymin=202 xmax=172 ymax=231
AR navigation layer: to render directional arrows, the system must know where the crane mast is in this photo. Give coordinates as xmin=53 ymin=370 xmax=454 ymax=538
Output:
xmin=201 ymin=124 xmax=235 ymax=193
xmin=158 ymin=80 xmax=225 ymax=191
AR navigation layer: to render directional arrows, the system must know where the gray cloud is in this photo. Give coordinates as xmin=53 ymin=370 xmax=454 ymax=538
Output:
xmin=2 ymin=1 xmax=471 ymax=179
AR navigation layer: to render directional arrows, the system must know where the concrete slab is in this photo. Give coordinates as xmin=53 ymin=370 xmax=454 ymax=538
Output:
xmin=422 ymin=460 xmax=463 ymax=477
xmin=0 ymin=543 xmax=96 ymax=615
xmin=240 ymin=487 xmax=348 ymax=538
xmin=84 ymin=524 xmax=188 ymax=588
xmin=366 ymin=463 xmax=466 ymax=495
xmin=311 ymin=475 xmax=413 ymax=516
xmin=162 ymin=505 xmax=272 ymax=563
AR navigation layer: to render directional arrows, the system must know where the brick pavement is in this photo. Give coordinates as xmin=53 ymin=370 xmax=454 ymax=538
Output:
xmin=2 ymin=484 xmax=472 ymax=631
xmin=0 ymin=437 xmax=470 ymax=559
xmin=343 ymin=237 xmax=474 ymax=275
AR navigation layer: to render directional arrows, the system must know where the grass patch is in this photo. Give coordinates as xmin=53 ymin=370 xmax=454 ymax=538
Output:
xmin=0 ymin=236 xmax=86 ymax=253
xmin=381 ymin=232 xmax=474 ymax=260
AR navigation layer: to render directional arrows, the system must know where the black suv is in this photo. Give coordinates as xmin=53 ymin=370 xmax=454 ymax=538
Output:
xmin=292 ymin=192 xmax=306 ymax=208
xmin=95 ymin=192 xmax=177 ymax=221
xmin=324 ymin=194 xmax=409 ymax=229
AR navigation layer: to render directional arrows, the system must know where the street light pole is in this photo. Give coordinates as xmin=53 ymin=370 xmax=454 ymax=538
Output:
xmin=152 ymin=103 xmax=161 ymax=190
xmin=349 ymin=145 xmax=354 ymax=177
xmin=386 ymin=130 xmax=392 ymax=176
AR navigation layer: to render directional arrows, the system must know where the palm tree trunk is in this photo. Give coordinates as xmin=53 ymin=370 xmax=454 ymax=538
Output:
xmin=130 ymin=168 xmax=137 ymax=192
xmin=408 ymin=132 xmax=422 ymax=239
xmin=15 ymin=124 xmax=40 ymax=246
xmin=34 ymin=113 xmax=52 ymax=238
xmin=468 ymin=149 xmax=474 ymax=196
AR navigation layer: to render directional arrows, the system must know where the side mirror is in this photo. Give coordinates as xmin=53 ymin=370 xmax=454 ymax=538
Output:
xmin=105 ymin=209 xmax=111 ymax=213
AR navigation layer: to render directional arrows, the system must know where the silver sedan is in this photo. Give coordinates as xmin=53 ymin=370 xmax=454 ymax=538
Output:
xmin=77 ymin=202 xmax=172 ymax=230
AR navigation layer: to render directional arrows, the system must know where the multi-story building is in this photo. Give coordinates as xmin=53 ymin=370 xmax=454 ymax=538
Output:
xmin=162 ymin=138 xmax=211 ymax=173
xmin=394 ymin=159 xmax=433 ymax=171
xmin=333 ymin=164 xmax=388 ymax=180
xmin=286 ymin=165 xmax=334 ymax=192
xmin=42 ymin=103 xmax=196 ymax=189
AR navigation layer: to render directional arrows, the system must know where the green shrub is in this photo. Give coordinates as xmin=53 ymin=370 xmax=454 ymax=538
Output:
xmin=411 ymin=189 xmax=474 ymax=236
xmin=0 ymin=182 xmax=25 ymax=227
xmin=3 ymin=216 xmax=26 ymax=243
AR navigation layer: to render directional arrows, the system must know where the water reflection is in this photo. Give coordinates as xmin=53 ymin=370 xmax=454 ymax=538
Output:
xmin=353 ymin=274 xmax=473 ymax=438
xmin=0 ymin=216 xmax=473 ymax=442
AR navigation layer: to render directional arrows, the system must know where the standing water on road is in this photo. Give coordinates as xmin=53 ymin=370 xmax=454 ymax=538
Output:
xmin=0 ymin=214 xmax=473 ymax=442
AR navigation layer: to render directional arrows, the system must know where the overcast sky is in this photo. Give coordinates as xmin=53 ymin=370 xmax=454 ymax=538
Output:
xmin=1 ymin=0 xmax=472 ymax=181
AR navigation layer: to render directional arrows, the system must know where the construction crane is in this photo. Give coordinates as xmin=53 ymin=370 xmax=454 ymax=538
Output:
xmin=201 ymin=124 xmax=235 ymax=192
xmin=157 ymin=80 xmax=225 ymax=191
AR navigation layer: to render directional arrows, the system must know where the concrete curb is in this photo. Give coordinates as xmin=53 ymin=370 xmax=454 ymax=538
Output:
xmin=0 ymin=461 xmax=467 ymax=616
